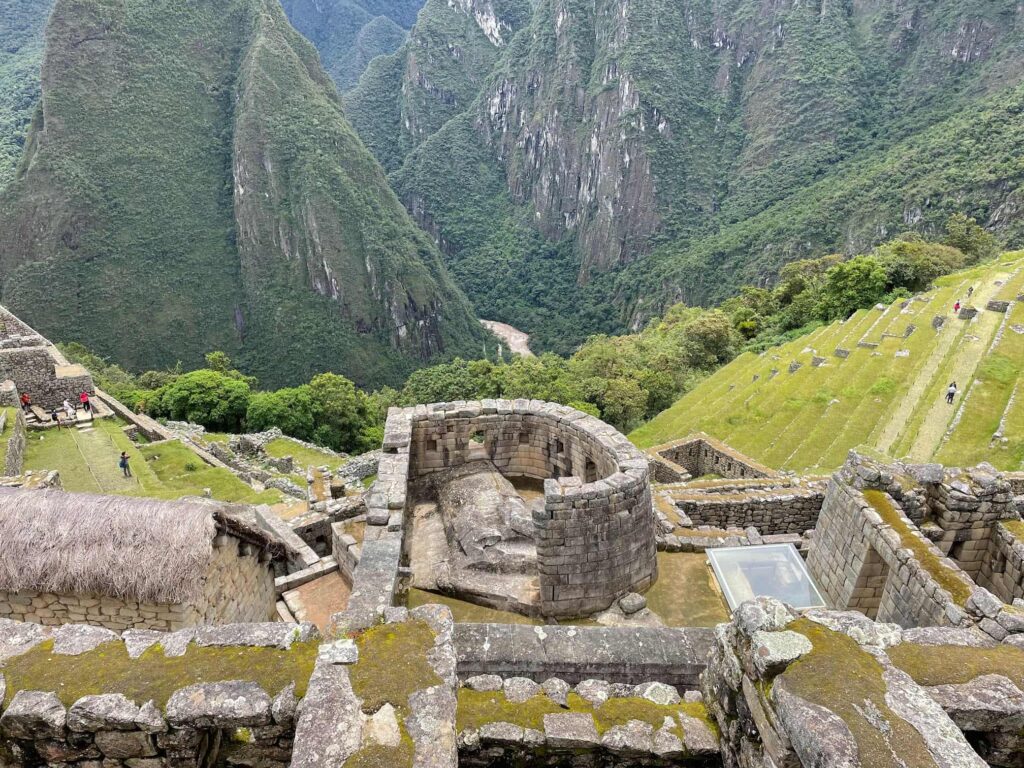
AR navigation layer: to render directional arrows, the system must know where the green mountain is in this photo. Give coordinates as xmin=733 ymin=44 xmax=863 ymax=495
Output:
xmin=631 ymin=252 xmax=1024 ymax=472
xmin=0 ymin=0 xmax=487 ymax=390
xmin=280 ymin=0 xmax=425 ymax=90
xmin=347 ymin=0 xmax=1024 ymax=355
xmin=0 ymin=0 xmax=54 ymax=189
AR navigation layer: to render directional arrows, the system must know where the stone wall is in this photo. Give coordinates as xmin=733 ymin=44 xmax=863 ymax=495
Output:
xmin=291 ymin=605 xmax=458 ymax=768
xmin=648 ymin=434 xmax=777 ymax=482
xmin=453 ymin=624 xmax=715 ymax=688
xmin=0 ymin=620 xmax=316 ymax=768
xmin=457 ymin=674 xmax=719 ymax=766
xmin=2 ymin=407 xmax=26 ymax=477
xmin=397 ymin=401 xmax=657 ymax=619
xmin=0 ymin=346 xmax=94 ymax=411
xmin=808 ymin=478 xmax=974 ymax=628
xmin=978 ymin=521 xmax=1024 ymax=604
xmin=670 ymin=485 xmax=825 ymax=535
xmin=0 ymin=535 xmax=276 ymax=631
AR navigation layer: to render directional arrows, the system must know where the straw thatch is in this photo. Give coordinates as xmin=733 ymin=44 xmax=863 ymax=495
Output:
xmin=0 ymin=489 xmax=279 ymax=604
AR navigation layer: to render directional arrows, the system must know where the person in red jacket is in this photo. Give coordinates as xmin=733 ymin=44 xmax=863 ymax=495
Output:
xmin=19 ymin=392 xmax=31 ymax=413
xmin=80 ymin=391 xmax=91 ymax=413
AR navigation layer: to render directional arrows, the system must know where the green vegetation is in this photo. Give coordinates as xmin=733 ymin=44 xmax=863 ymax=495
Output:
xmin=346 ymin=620 xmax=440 ymax=768
xmin=264 ymin=437 xmax=346 ymax=473
xmin=406 ymin=588 xmax=542 ymax=625
xmin=22 ymin=414 xmax=281 ymax=504
xmin=349 ymin=620 xmax=441 ymax=714
xmin=347 ymin=0 xmax=1023 ymax=355
xmin=0 ymin=0 xmax=52 ymax=189
xmin=1 ymin=638 xmax=319 ymax=708
xmin=0 ymin=0 xmax=486 ymax=391
xmin=281 ymin=0 xmax=414 ymax=91
xmin=632 ymin=253 xmax=1024 ymax=472
xmin=781 ymin=619 xmax=938 ymax=768
xmin=643 ymin=553 xmax=730 ymax=628
xmin=138 ymin=440 xmax=282 ymax=505
xmin=889 ymin=641 xmax=1024 ymax=690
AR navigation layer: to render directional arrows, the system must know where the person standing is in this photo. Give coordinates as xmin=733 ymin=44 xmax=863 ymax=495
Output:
xmin=19 ymin=392 xmax=31 ymax=413
xmin=946 ymin=382 xmax=958 ymax=405
xmin=968 ymin=286 xmax=974 ymax=300
xmin=954 ymin=301 xmax=961 ymax=314
xmin=50 ymin=408 xmax=61 ymax=429
xmin=80 ymin=391 xmax=91 ymax=413
xmin=63 ymin=399 xmax=76 ymax=421
xmin=119 ymin=452 xmax=132 ymax=478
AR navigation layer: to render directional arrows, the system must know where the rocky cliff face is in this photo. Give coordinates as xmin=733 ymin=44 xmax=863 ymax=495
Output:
xmin=345 ymin=0 xmax=1024 ymax=351
xmin=0 ymin=0 xmax=486 ymax=388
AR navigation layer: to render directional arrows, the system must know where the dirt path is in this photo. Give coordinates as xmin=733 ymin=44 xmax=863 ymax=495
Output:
xmin=905 ymin=274 xmax=1009 ymax=462
xmin=481 ymin=320 xmax=534 ymax=357
xmin=873 ymin=281 xmax=970 ymax=456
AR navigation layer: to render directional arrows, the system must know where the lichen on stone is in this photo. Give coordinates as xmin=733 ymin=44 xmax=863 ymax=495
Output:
xmin=781 ymin=619 xmax=939 ymax=768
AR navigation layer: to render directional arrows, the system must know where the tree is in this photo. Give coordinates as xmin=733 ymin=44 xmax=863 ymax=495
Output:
xmin=246 ymin=387 xmax=316 ymax=441
xmin=309 ymin=373 xmax=368 ymax=453
xmin=151 ymin=370 xmax=251 ymax=431
xmin=399 ymin=359 xmax=499 ymax=405
xmin=873 ymin=238 xmax=965 ymax=293
xmin=820 ymin=256 xmax=888 ymax=320
xmin=676 ymin=310 xmax=739 ymax=370
xmin=944 ymin=213 xmax=999 ymax=264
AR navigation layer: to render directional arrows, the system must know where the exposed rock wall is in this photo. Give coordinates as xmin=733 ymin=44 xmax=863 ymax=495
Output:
xmin=648 ymin=434 xmax=778 ymax=482
xmin=2 ymin=408 xmax=25 ymax=478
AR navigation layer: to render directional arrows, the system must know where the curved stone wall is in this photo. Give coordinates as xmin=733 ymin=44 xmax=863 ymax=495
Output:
xmin=401 ymin=400 xmax=657 ymax=618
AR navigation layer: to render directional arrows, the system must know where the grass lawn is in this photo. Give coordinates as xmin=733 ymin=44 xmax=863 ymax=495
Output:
xmin=138 ymin=440 xmax=283 ymax=505
xmin=23 ymin=417 xmax=283 ymax=504
xmin=264 ymin=437 xmax=346 ymax=473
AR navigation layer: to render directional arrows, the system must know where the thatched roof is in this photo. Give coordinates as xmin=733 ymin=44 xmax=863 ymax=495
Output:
xmin=0 ymin=489 xmax=283 ymax=604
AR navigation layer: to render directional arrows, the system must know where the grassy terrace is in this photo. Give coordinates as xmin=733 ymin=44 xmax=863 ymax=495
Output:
xmin=632 ymin=254 xmax=1024 ymax=472
xmin=1 ymin=639 xmax=319 ymax=709
xmin=23 ymin=418 xmax=282 ymax=504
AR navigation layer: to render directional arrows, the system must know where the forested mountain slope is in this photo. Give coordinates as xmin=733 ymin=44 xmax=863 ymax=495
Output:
xmin=0 ymin=0 xmax=486 ymax=389
xmin=0 ymin=0 xmax=54 ymax=189
xmin=347 ymin=0 xmax=1024 ymax=355
xmin=280 ymin=0 xmax=426 ymax=90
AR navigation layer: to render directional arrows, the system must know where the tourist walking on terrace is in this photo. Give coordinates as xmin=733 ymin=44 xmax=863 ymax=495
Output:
xmin=50 ymin=408 xmax=61 ymax=429
xmin=968 ymin=286 xmax=975 ymax=300
xmin=19 ymin=392 xmax=30 ymax=413
xmin=63 ymin=399 xmax=76 ymax=421
xmin=946 ymin=382 xmax=958 ymax=405
xmin=80 ymin=390 xmax=91 ymax=412
xmin=954 ymin=301 xmax=961 ymax=314
xmin=119 ymin=452 xmax=132 ymax=478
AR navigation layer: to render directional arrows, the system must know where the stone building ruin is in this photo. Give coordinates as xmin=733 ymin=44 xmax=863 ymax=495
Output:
xmin=4 ymin=391 xmax=1024 ymax=766
xmin=0 ymin=306 xmax=94 ymax=412
xmin=0 ymin=489 xmax=285 ymax=631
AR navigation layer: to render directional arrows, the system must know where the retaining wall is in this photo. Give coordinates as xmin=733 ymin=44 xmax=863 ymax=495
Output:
xmin=2 ymin=408 xmax=26 ymax=477
xmin=670 ymin=485 xmax=825 ymax=535
xmin=0 ymin=620 xmax=317 ymax=768
xmin=453 ymin=624 xmax=715 ymax=688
